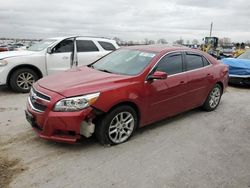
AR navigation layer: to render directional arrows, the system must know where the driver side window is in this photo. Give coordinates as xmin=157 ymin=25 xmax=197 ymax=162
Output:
xmin=52 ymin=39 xmax=73 ymax=53
xmin=155 ymin=53 xmax=183 ymax=75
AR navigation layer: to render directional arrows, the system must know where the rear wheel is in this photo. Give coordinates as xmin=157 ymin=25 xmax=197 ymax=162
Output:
xmin=202 ymin=84 xmax=222 ymax=111
xmin=95 ymin=105 xmax=137 ymax=145
xmin=9 ymin=68 xmax=38 ymax=93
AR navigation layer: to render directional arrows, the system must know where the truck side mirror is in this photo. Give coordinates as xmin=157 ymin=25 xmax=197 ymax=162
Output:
xmin=47 ymin=47 xmax=52 ymax=54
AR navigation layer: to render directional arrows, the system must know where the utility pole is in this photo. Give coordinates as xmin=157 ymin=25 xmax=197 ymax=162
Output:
xmin=209 ymin=22 xmax=213 ymax=37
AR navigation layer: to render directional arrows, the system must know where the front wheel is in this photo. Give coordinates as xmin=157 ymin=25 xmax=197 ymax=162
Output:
xmin=95 ymin=105 xmax=137 ymax=145
xmin=202 ymin=84 xmax=222 ymax=111
xmin=9 ymin=68 xmax=38 ymax=93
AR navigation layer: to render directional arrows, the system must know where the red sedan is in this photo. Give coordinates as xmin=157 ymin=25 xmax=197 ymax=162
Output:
xmin=25 ymin=45 xmax=229 ymax=145
xmin=0 ymin=46 xmax=8 ymax=52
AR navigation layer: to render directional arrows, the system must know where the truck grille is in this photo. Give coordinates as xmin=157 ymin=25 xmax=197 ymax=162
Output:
xmin=28 ymin=87 xmax=51 ymax=113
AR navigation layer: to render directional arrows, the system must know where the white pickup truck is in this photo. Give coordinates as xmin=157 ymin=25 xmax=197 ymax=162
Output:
xmin=0 ymin=36 xmax=119 ymax=92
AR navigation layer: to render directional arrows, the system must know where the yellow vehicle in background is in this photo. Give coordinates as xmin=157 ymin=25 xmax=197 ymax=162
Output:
xmin=233 ymin=43 xmax=246 ymax=57
xmin=201 ymin=37 xmax=221 ymax=58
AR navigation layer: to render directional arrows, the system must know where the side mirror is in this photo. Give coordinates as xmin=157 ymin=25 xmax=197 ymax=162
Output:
xmin=47 ymin=47 xmax=52 ymax=54
xmin=147 ymin=71 xmax=168 ymax=81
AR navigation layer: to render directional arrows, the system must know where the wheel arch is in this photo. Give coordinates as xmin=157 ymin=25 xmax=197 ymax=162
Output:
xmin=95 ymin=101 xmax=141 ymax=129
xmin=7 ymin=64 xmax=43 ymax=85
xmin=216 ymin=81 xmax=224 ymax=93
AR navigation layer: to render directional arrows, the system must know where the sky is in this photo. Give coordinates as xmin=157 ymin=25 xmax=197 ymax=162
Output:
xmin=0 ymin=0 xmax=250 ymax=43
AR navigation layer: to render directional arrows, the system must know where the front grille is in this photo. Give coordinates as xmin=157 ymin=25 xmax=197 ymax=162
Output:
xmin=32 ymin=101 xmax=47 ymax=111
xmin=36 ymin=91 xmax=50 ymax=101
xmin=29 ymin=87 xmax=51 ymax=113
xmin=31 ymin=87 xmax=51 ymax=101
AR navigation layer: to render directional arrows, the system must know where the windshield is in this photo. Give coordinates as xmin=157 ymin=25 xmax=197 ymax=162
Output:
xmin=92 ymin=49 xmax=156 ymax=75
xmin=237 ymin=51 xmax=250 ymax=60
xmin=27 ymin=39 xmax=56 ymax=51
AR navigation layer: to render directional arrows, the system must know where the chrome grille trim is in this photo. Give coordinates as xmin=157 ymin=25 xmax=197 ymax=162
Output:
xmin=28 ymin=97 xmax=44 ymax=113
xmin=28 ymin=87 xmax=51 ymax=113
xmin=31 ymin=87 xmax=51 ymax=102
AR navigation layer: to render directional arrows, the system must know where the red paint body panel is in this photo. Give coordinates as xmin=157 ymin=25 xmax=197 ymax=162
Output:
xmin=26 ymin=46 xmax=229 ymax=143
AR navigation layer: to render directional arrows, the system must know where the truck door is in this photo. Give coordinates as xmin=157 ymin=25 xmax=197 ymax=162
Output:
xmin=46 ymin=38 xmax=73 ymax=75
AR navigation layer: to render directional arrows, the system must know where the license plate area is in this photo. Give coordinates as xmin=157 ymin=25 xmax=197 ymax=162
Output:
xmin=25 ymin=110 xmax=35 ymax=125
xmin=25 ymin=110 xmax=43 ymax=131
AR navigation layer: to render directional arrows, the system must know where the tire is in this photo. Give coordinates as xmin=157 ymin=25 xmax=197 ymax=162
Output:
xmin=9 ymin=68 xmax=38 ymax=93
xmin=202 ymin=84 xmax=222 ymax=111
xmin=95 ymin=105 xmax=138 ymax=145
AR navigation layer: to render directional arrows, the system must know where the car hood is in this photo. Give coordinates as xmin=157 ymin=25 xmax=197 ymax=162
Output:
xmin=38 ymin=66 xmax=134 ymax=97
xmin=222 ymin=58 xmax=250 ymax=75
xmin=0 ymin=50 xmax=36 ymax=59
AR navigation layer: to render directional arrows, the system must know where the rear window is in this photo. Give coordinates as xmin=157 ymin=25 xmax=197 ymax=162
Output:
xmin=77 ymin=40 xmax=99 ymax=52
xmin=202 ymin=57 xmax=210 ymax=66
xmin=186 ymin=54 xmax=204 ymax=71
xmin=98 ymin=41 xmax=116 ymax=51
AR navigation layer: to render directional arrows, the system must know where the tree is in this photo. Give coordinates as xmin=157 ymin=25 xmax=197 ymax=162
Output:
xmin=175 ymin=38 xmax=184 ymax=45
xmin=157 ymin=38 xmax=167 ymax=44
xmin=219 ymin=37 xmax=231 ymax=46
xmin=113 ymin=37 xmax=122 ymax=45
xmin=245 ymin=40 xmax=250 ymax=46
xmin=192 ymin=39 xmax=199 ymax=45
xmin=148 ymin=40 xmax=155 ymax=44
xmin=127 ymin=41 xmax=134 ymax=46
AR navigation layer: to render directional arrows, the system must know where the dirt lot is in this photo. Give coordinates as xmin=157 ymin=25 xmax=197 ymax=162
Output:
xmin=0 ymin=85 xmax=249 ymax=188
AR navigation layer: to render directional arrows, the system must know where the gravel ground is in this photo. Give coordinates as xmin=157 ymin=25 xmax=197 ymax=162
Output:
xmin=0 ymin=85 xmax=250 ymax=188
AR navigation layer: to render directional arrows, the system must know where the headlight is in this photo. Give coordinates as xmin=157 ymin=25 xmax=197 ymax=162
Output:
xmin=0 ymin=60 xmax=8 ymax=66
xmin=53 ymin=92 xmax=100 ymax=112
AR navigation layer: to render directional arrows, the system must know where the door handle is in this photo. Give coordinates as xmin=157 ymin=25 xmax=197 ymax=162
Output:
xmin=63 ymin=56 xmax=69 ymax=60
xmin=179 ymin=81 xmax=185 ymax=84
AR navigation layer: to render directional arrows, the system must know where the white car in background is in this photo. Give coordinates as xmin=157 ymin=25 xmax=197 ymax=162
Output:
xmin=0 ymin=36 xmax=119 ymax=92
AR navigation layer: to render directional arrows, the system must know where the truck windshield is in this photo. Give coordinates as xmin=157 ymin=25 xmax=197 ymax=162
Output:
xmin=27 ymin=40 xmax=56 ymax=51
xmin=92 ymin=49 xmax=156 ymax=75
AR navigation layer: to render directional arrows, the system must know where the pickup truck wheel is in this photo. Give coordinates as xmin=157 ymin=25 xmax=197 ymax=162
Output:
xmin=95 ymin=105 xmax=137 ymax=145
xmin=202 ymin=84 xmax=222 ymax=111
xmin=10 ymin=68 xmax=38 ymax=93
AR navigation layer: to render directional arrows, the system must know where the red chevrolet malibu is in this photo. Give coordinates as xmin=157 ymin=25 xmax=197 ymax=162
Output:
xmin=25 ymin=45 xmax=228 ymax=145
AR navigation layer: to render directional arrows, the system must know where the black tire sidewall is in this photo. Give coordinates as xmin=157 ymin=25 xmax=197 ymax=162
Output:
xmin=10 ymin=68 xmax=38 ymax=93
xmin=95 ymin=105 xmax=138 ymax=145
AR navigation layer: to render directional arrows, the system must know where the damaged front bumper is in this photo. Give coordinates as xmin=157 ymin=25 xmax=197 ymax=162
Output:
xmin=25 ymin=106 xmax=95 ymax=144
xmin=25 ymin=85 xmax=98 ymax=144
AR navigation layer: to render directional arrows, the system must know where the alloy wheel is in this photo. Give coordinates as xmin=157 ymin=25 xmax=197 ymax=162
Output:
xmin=209 ymin=87 xmax=221 ymax=108
xmin=108 ymin=111 xmax=135 ymax=144
xmin=16 ymin=72 xmax=35 ymax=90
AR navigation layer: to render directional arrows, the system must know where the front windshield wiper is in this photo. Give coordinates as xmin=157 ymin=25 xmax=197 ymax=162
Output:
xmin=88 ymin=64 xmax=95 ymax=69
xmin=96 ymin=68 xmax=113 ymax=73
xmin=87 ymin=64 xmax=113 ymax=73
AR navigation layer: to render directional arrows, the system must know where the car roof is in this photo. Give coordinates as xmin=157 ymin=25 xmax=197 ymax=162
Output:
xmin=123 ymin=44 xmax=189 ymax=53
xmin=47 ymin=36 xmax=114 ymax=42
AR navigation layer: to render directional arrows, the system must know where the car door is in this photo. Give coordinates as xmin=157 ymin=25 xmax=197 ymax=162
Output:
xmin=144 ymin=52 xmax=188 ymax=124
xmin=76 ymin=39 xmax=106 ymax=66
xmin=46 ymin=38 xmax=73 ymax=75
xmin=183 ymin=52 xmax=213 ymax=109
